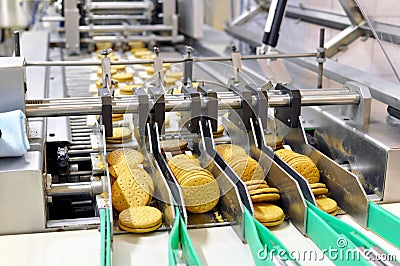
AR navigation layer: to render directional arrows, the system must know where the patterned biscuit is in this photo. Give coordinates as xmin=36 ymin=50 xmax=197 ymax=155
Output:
xmin=118 ymin=220 xmax=162 ymax=233
xmin=244 ymin=180 xmax=269 ymax=186
xmin=118 ymin=167 xmax=155 ymax=195
xmin=106 ymin=127 xmax=132 ymax=140
xmin=316 ymin=196 xmax=338 ymax=215
xmin=265 ymin=134 xmax=284 ymax=148
xmin=111 ymin=175 xmax=151 ymax=212
xmin=249 ymin=187 xmax=280 ymax=196
xmin=119 ymin=206 xmax=162 ymax=228
xmin=107 ymin=148 xmax=144 ymax=166
xmin=253 ymin=203 xmax=285 ymax=224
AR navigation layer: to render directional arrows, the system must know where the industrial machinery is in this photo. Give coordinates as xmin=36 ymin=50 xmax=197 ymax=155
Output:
xmin=0 ymin=1 xmax=399 ymax=266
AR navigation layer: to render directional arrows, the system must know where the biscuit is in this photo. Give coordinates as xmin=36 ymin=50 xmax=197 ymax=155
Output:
xmin=118 ymin=220 xmax=162 ymax=233
xmin=106 ymin=127 xmax=132 ymax=141
xmin=250 ymin=188 xmax=280 ymax=203
xmin=316 ymin=196 xmax=338 ymax=216
xmin=107 ymin=148 xmax=144 ymax=166
xmin=128 ymin=41 xmax=145 ymax=49
xmin=160 ymin=139 xmax=188 ymax=152
xmin=111 ymin=65 xmax=127 ymax=72
xmin=96 ymin=41 xmax=113 ymax=50
xmin=111 ymin=175 xmax=151 ymax=212
xmin=164 ymin=77 xmax=176 ymax=87
xmin=113 ymin=72 xmax=134 ymax=83
xmin=265 ymin=134 xmax=284 ymax=150
xmin=275 ymin=149 xmax=320 ymax=184
xmin=168 ymin=154 xmax=220 ymax=213
xmin=244 ymin=179 xmax=269 ymax=187
xmin=212 ymin=124 xmax=224 ymax=138
xmin=166 ymin=71 xmax=183 ymax=79
xmin=247 ymin=184 xmax=270 ymax=191
xmin=119 ymin=206 xmax=162 ymax=229
xmin=253 ymin=203 xmax=284 ymax=226
xmin=133 ymin=50 xmax=152 ymax=58
xmin=310 ymin=183 xmax=329 ymax=196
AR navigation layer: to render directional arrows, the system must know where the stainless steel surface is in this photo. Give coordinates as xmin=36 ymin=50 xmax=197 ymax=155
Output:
xmin=46 ymin=117 xmax=72 ymax=143
xmin=0 ymin=57 xmax=25 ymax=113
xmin=276 ymin=119 xmax=369 ymax=225
xmin=64 ymin=0 xmax=80 ymax=54
xmin=89 ymin=2 xmax=151 ymax=11
xmin=0 ymin=151 xmax=45 ymax=234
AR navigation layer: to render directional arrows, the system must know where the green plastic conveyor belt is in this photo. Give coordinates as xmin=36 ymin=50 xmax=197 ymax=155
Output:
xmin=168 ymin=207 xmax=202 ymax=266
xmin=243 ymin=207 xmax=298 ymax=265
xmin=367 ymin=201 xmax=400 ymax=249
xmin=306 ymin=201 xmax=400 ymax=266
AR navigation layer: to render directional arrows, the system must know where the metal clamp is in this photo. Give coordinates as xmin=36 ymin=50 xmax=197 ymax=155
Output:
xmin=274 ymin=83 xmax=301 ymax=128
xmin=245 ymin=84 xmax=269 ymax=130
xmin=197 ymin=82 xmax=218 ymax=132
xmin=148 ymin=86 xmax=165 ymax=135
xmin=134 ymin=88 xmax=150 ymax=138
xmin=153 ymin=47 xmax=164 ymax=87
xmin=231 ymin=45 xmax=242 ymax=83
xmin=183 ymin=46 xmax=194 ymax=85
xmin=342 ymin=81 xmax=371 ymax=131
xmin=181 ymin=85 xmax=201 ymax=133
xmin=229 ymin=84 xmax=253 ymax=130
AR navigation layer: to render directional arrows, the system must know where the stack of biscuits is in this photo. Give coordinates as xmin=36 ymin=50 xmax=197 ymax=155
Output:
xmin=118 ymin=206 xmax=163 ymax=233
xmin=216 ymin=144 xmax=285 ymax=227
xmin=160 ymin=139 xmax=189 ymax=155
xmin=167 ymin=154 xmax=220 ymax=214
xmin=275 ymin=149 xmax=338 ymax=216
xmin=212 ymin=124 xmax=225 ymax=138
xmin=264 ymin=134 xmax=284 ymax=151
xmin=106 ymin=127 xmax=132 ymax=144
xmin=108 ymin=148 xmax=160 ymax=233
xmin=215 ymin=144 xmax=265 ymax=181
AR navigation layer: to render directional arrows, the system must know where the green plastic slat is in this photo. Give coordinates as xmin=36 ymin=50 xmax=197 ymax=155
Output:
xmin=106 ymin=208 xmax=112 ymax=266
xmin=99 ymin=209 xmax=106 ymax=266
xmin=168 ymin=208 xmax=202 ymax=266
xmin=243 ymin=208 xmax=297 ymax=265
xmin=306 ymin=201 xmax=387 ymax=266
xmin=367 ymin=201 xmax=400 ymax=249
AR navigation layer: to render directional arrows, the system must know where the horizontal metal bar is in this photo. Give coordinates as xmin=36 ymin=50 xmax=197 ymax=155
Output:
xmin=25 ymin=52 xmax=317 ymax=67
xmin=89 ymin=15 xmax=149 ymax=21
xmin=79 ymin=24 xmax=173 ymax=33
xmin=68 ymin=157 xmax=91 ymax=163
xmin=25 ymin=90 xmax=360 ymax=118
xmin=89 ymin=2 xmax=151 ymax=11
xmin=47 ymin=181 xmax=102 ymax=196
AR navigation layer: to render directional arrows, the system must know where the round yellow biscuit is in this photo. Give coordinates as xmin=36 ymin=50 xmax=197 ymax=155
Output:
xmin=118 ymin=220 xmax=161 ymax=233
xmin=128 ymin=41 xmax=145 ymax=49
xmin=261 ymin=216 xmax=285 ymax=227
xmin=166 ymin=71 xmax=183 ymax=79
xmin=113 ymin=72 xmax=134 ymax=83
xmin=316 ymin=197 xmax=338 ymax=215
xmin=119 ymin=206 xmax=162 ymax=228
xmin=106 ymin=127 xmax=132 ymax=141
xmin=107 ymin=148 xmax=144 ymax=166
xmin=253 ymin=203 xmax=284 ymax=223
xmin=111 ymin=65 xmax=127 ymax=72
xmin=96 ymin=41 xmax=113 ymax=50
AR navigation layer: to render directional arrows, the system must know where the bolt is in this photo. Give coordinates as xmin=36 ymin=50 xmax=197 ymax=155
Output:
xmin=231 ymin=44 xmax=237 ymax=52
xmin=154 ymin=46 xmax=160 ymax=56
xmin=49 ymin=132 xmax=55 ymax=137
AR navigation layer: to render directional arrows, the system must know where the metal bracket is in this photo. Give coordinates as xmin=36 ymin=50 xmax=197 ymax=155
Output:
xmin=197 ymin=82 xmax=218 ymax=132
xmin=274 ymin=83 xmax=301 ymax=128
xmin=148 ymin=86 xmax=165 ymax=135
xmin=183 ymin=46 xmax=194 ymax=85
xmin=231 ymin=45 xmax=242 ymax=83
xmin=342 ymin=81 xmax=371 ymax=131
xmin=101 ymin=95 xmax=113 ymax=138
xmin=134 ymin=88 xmax=150 ymax=138
xmin=229 ymin=84 xmax=253 ymax=130
xmin=153 ymin=47 xmax=164 ymax=87
xmin=181 ymin=85 xmax=201 ymax=133
xmin=100 ymin=48 xmax=113 ymax=93
xmin=245 ymin=83 xmax=269 ymax=130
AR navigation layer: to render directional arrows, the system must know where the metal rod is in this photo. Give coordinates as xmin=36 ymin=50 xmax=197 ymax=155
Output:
xmin=68 ymin=157 xmax=91 ymax=163
xmin=317 ymin=28 xmax=325 ymax=89
xmin=78 ymin=24 xmax=173 ymax=33
xmin=69 ymin=171 xmax=93 ymax=176
xmin=89 ymin=2 xmax=150 ymax=10
xmin=24 ymin=52 xmax=317 ymax=67
xmin=25 ymin=90 xmax=360 ymax=118
xmin=47 ymin=181 xmax=102 ymax=196
xmin=14 ymin=31 xmax=20 ymax=57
